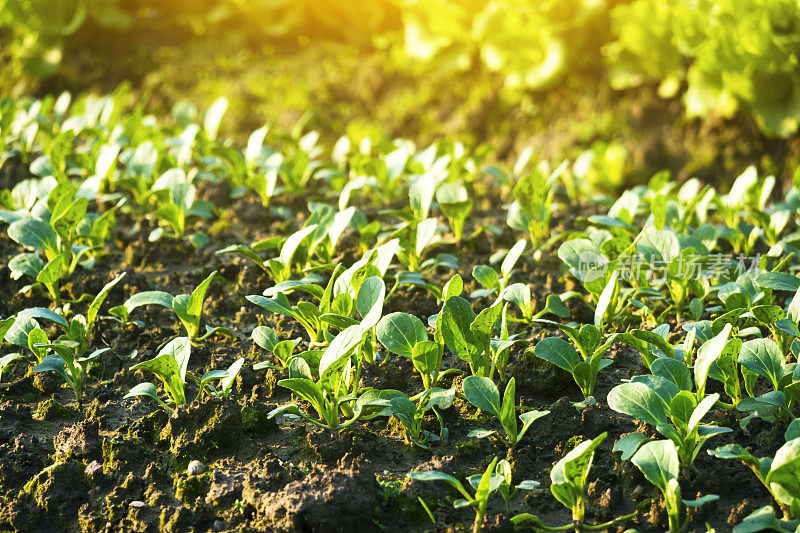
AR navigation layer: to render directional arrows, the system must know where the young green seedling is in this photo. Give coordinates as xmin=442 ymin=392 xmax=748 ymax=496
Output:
xmin=709 ymin=438 xmax=800 ymax=521
xmin=506 ymin=162 xmax=565 ymax=250
xmin=377 ymin=311 xmax=458 ymax=389
xmin=495 ymin=459 xmax=539 ymax=514
xmin=125 ymin=337 xmax=243 ymax=411
xmin=33 ymin=342 xmax=108 ymax=412
xmin=251 ymin=325 xmax=303 ymax=370
xmin=148 ymin=168 xmax=213 ymax=248
xmin=440 ymin=296 xmax=502 ymax=377
xmin=267 ymin=325 xmax=390 ymax=430
xmin=608 ymin=376 xmax=731 ymax=466
xmin=217 ymin=224 xmax=318 ymax=283
xmin=532 ymin=329 xmax=615 ymax=399
xmin=114 ymin=271 xmax=233 ymax=343
xmin=385 ymin=387 xmax=455 ymax=449
xmin=470 ymin=239 xmax=527 ymax=299
xmin=513 ymin=432 xmax=640 ymax=530
xmin=462 ymin=376 xmax=549 ymax=448
xmin=407 ymin=457 xmax=502 ymax=533
xmin=436 ymin=183 xmax=473 ymax=242
xmin=501 ymin=284 xmax=570 ymax=323
xmin=3 ymin=182 xmax=119 ymax=304
xmin=632 ymin=440 xmax=718 ymax=532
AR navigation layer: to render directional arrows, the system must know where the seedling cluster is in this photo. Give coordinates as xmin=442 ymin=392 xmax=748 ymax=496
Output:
xmin=2 ymin=90 xmax=800 ymax=532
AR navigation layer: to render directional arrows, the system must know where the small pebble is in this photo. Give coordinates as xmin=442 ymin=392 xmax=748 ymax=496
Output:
xmin=213 ymin=520 xmax=225 ymax=531
xmin=129 ymin=500 xmax=146 ymax=508
xmin=187 ymin=460 xmax=205 ymax=476
xmin=85 ymin=460 xmax=104 ymax=479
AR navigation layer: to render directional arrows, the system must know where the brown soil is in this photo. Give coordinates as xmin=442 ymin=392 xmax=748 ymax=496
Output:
xmin=0 ymin=178 xmax=783 ymax=533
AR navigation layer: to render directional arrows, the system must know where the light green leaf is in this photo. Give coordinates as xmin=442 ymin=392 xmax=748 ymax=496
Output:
xmin=377 ymin=312 xmax=427 ymax=359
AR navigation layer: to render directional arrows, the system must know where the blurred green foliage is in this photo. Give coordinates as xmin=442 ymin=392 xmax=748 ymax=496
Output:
xmin=605 ymin=0 xmax=800 ymax=137
xmin=4 ymin=0 xmax=800 ymax=139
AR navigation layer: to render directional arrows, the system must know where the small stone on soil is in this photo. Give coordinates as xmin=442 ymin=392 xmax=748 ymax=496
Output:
xmin=187 ymin=460 xmax=205 ymax=475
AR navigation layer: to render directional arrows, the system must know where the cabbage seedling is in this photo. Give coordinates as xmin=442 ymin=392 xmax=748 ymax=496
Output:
xmin=709 ymin=438 xmax=800 ymax=522
xmin=462 ymin=376 xmax=549 ymax=448
xmin=608 ymin=378 xmax=731 ymax=466
xmin=439 ymin=296 xmax=502 ymax=377
xmin=384 ymin=387 xmax=455 ymax=449
xmin=407 ymin=457 xmax=502 ymax=533
xmin=533 ymin=332 xmax=615 ymax=399
xmin=436 ymin=183 xmax=473 ymax=241
xmin=494 ymin=459 xmax=539 ymax=514
xmin=513 ymin=432 xmax=640 ymax=530
xmin=125 ymin=337 xmax=243 ymax=411
xmin=267 ymin=325 xmax=390 ymax=430
xmin=632 ymin=440 xmax=718 ymax=531
xmin=114 ymin=271 xmax=233 ymax=343
xmin=217 ymin=224 xmax=318 ymax=283
xmin=377 ymin=312 xmax=458 ymax=389
xmin=470 ymin=239 xmax=527 ymax=299
xmin=33 ymin=342 xmax=108 ymax=412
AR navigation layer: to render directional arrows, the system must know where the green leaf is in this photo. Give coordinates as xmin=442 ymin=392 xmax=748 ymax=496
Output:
xmin=187 ymin=271 xmax=216 ymax=322
xmin=751 ymin=305 xmax=785 ymax=325
xmin=470 ymin=303 xmax=503 ymax=350
xmin=739 ymin=338 xmax=785 ymax=391
xmin=254 ymin=290 xmax=300 ymax=316
xmin=462 ymin=376 xmax=502 ymax=418
xmin=356 ymin=276 xmax=385 ymax=330
xmin=631 ymin=439 xmax=679 ymax=495
xmin=278 ymin=378 xmax=327 ymax=416
xmin=280 ymin=224 xmax=317 ymax=267
xmin=695 ymin=323 xmax=732 ymax=397
xmin=204 ymin=96 xmax=228 ymax=140
xmin=501 ymin=240 xmax=527 ymax=278
xmin=731 ymin=506 xmax=799 ymax=533
xmin=407 ymin=471 xmax=468 ymax=497
xmin=124 ymin=382 xmax=162 ymax=402
xmin=534 ymin=337 xmax=580 ymax=373
xmin=518 ymin=409 xmax=549 ymax=442
xmin=756 ymin=272 xmax=800 ymax=292
xmin=377 ymin=312 xmax=428 ymax=358
xmin=473 ymin=265 xmax=499 ymax=290
xmin=550 ymin=433 xmax=607 ymax=512
xmin=87 ymin=273 xmax=126 ymax=331
xmin=125 ymin=291 xmax=175 ymax=313
xmin=540 ymin=294 xmax=570 ymax=318
xmin=8 ymin=218 xmax=58 ymax=253
xmin=594 ymin=270 xmax=619 ymax=327
xmin=411 ymin=340 xmax=440 ymax=378
xmin=441 ymin=274 xmax=463 ymax=302
xmin=319 ymin=325 xmax=364 ymax=380
xmin=500 ymin=377 xmax=518 ymax=442
xmin=440 ymin=296 xmax=479 ymax=361
xmin=613 ymin=432 xmax=648 ymax=461
xmin=32 ymin=354 xmax=73 ymax=386
xmin=651 ymin=358 xmax=692 ymax=391
xmin=252 ymin=326 xmax=280 ymax=351
xmin=765 ymin=438 xmax=800 ymax=514
xmin=607 ymin=381 xmax=670 ymax=427
xmin=28 ymin=328 xmax=49 ymax=362
xmin=707 ymin=443 xmax=760 ymax=468
xmin=16 ymin=307 xmax=68 ymax=328
xmin=36 ymin=256 xmax=63 ymax=287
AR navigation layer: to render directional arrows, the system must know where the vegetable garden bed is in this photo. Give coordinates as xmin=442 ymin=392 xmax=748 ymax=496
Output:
xmin=0 ymin=90 xmax=799 ymax=533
